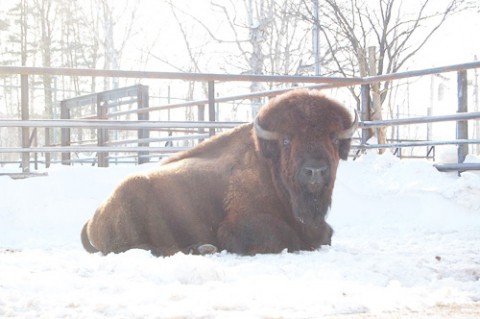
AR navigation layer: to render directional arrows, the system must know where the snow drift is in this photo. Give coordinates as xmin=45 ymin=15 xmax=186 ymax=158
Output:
xmin=0 ymin=153 xmax=479 ymax=318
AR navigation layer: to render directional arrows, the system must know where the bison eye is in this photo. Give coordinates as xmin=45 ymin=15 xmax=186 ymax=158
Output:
xmin=331 ymin=134 xmax=339 ymax=145
xmin=282 ymin=135 xmax=291 ymax=147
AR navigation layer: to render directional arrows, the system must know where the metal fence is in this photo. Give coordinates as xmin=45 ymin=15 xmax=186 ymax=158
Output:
xmin=1 ymin=61 xmax=480 ymax=176
xmin=59 ymin=84 xmax=150 ymax=166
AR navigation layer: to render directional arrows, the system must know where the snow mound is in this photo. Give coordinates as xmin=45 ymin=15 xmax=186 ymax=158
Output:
xmin=1 ymin=154 xmax=479 ymax=318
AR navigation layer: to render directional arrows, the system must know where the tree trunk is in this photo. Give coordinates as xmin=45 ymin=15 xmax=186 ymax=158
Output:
xmin=368 ymin=46 xmax=386 ymax=153
xmin=20 ymin=0 xmax=30 ymax=173
xmin=247 ymin=0 xmax=266 ymax=117
xmin=39 ymin=0 xmax=53 ymax=166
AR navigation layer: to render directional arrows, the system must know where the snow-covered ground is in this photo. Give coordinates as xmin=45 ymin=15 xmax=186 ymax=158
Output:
xmin=0 ymin=152 xmax=479 ymax=318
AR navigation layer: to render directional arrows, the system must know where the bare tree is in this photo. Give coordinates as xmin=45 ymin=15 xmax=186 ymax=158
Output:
xmin=35 ymin=0 xmax=54 ymax=116
xmin=33 ymin=0 xmax=56 ymax=165
xmin=299 ymin=0 xmax=463 ymax=147
xmin=163 ymin=0 xmax=314 ymax=116
xmin=93 ymin=0 xmax=140 ymax=90
xmin=208 ymin=0 xmax=315 ymax=77
xmin=464 ymin=0 xmax=479 ymax=11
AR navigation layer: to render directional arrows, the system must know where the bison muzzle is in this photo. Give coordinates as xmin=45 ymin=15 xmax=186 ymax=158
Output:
xmin=81 ymin=89 xmax=358 ymax=256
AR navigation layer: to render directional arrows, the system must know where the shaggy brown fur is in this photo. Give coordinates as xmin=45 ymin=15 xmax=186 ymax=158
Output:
xmin=81 ymin=89 xmax=355 ymax=256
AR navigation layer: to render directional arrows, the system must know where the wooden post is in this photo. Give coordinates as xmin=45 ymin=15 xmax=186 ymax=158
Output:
xmin=97 ymin=94 xmax=108 ymax=167
xmin=360 ymin=84 xmax=372 ymax=144
xmin=137 ymin=85 xmax=150 ymax=164
xmin=473 ymin=57 xmax=479 ymax=154
xmin=30 ymin=128 xmax=38 ymax=170
xmin=20 ymin=74 xmax=30 ymax=174
xmin=208 ymin=81 xmax=215 ymax=137
xmin=60 ymin=100 xmax=71 ymax=165
xmin=198 ymin=104 xmax=205 ymax=143
xmin=457 ymin=70 xmax=468 ymax=164
xmin=368 ymin=46 xmax=385 ymax=153
xmin=45 ymin=128 xmax=51 ymax=168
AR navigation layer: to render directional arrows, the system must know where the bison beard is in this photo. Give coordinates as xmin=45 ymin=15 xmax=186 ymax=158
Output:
xmin=81 ymin=89 xmax=357 ymax=256
xmin=292 ymin=191 xmax=331 ymax=225
xmin=287 ymin=180 xmax=334 ymax=247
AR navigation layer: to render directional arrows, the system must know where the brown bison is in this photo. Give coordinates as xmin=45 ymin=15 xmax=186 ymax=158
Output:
xmin=81 ymin=89 xmax=358 ymax=256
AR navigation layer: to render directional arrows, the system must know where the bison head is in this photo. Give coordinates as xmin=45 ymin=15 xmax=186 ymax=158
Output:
xmin=254 ymin=89 xmax=357 ymax=225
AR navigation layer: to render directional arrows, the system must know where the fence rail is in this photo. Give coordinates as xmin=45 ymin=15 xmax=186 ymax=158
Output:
xmin=0 ymin=119 xmax=244 ymax=129
xmin=2 ymin=139 xmax=479 ymax=154
xmin=0 ymin=65 xmax=362 ymax=85
xmin=0 ymin=146 xmax=189 ymax=153
xmin=1 ymin=61 xmax=480 ymax=174
xmin=360 ymin=112 xmax=480 ymax=128
xmin=2 ymin=61 xmax=480 ymax=84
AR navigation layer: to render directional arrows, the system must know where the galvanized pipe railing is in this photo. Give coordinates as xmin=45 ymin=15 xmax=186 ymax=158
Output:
xmin=1 ymin=61 xmax=479 ymax=85
xmin=1 ymin=112 xmax=480 ymax=153
xmin=0 ymin=65 xmax=361 ymax=85
xmin=0 ymin=146 xmax=190 ymax=153
xmin=360 ymin=112 xmax=480 ymax=128
xmin=0 ymin=119 xmax=244 ymax=130
xmin=1 ymin=61 xmax=480 ymax=171
xmin=354 ymin=139 xmax=480 ymax=149
xmin=2 ymin=111 xmax=478 ymax=130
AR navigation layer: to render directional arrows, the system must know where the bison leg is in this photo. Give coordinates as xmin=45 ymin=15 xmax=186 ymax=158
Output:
xmin=117 ymin=243 xmax=217 ymax=256
xmin=217 ymin=214 xmax=302 ymax=255
xmin=126 ymin=243 xmax=217 ymax=256
xmin=81 ymin=221 xmax=161 ymax=256
xmin=81 ymin=222 xmax=99 ymax=254
xmin=184 ymin=243 xmax=218 ymax=255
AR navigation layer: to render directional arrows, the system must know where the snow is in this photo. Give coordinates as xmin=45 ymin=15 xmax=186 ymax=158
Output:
xmin=1 ymin=153 xmax=479 ymax=318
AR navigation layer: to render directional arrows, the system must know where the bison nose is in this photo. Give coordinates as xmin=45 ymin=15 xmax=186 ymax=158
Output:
xmin=300 ymin=159 xmax=330 ymax=189
xmin=303 ymin=166 xmax=327 ymax=184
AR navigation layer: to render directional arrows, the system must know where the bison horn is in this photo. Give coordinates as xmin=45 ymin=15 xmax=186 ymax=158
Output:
xmin=336 ymin=109 xmax=359 ymax=140
xmin=254 ymin=117 xmax=280 ymax=140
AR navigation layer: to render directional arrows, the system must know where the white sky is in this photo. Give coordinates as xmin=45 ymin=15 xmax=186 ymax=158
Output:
xmin=129 ymin=1 xmax=480 ymax=72
xmin=413 ymin=7 xmax=480 ymax=68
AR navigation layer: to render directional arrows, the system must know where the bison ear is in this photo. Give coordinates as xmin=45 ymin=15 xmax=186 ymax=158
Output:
xmin=338 ymin=138 xmax=352 ymax=160
xmin=258 ymin=139 xmax=280 ymax=160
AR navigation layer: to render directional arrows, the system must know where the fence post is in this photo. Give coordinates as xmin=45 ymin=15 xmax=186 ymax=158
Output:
xmin=137 ymin=85 xmax=150 ymax=164
xmin=97 ymin=94 xmax=109 ymax=167
xmin=45 ymin=127 xmax=51 ymax=168
xmin=60 ymin=100 xmax=71 ymax=165
xmin=208 ymin=81 xmax=215 ymax=137
xmin=457 ymin=70 xmax=468 ymax=164
xmin=20 ymin=74 xmax=30 ymax=174
xmin=360 ymin=84 xmax=372 ymax=144
xmin=30 ymin=128 xmax=38 ymax=170
xmin=198 ymin=104 xmax=205 ymax=143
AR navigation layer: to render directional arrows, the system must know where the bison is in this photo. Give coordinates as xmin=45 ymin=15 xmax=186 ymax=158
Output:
xmin=81 ymin=89 xmax=358 ymax=256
